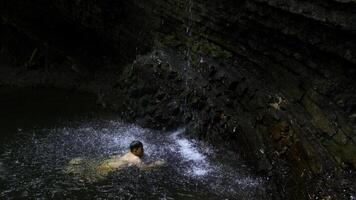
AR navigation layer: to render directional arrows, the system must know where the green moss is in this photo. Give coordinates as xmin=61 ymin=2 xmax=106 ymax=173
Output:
xmin=296 ymin=134 xmax=323 ymax=173
xmin=302 ymin=93 xmax=337 ymax=137
xmin=191 ymin=40 xmax=232 ymax=59
xmin=156 ymin=33 xmax=233 ymax=66
xmin=322 ymin=139 xmax=356 ymax=168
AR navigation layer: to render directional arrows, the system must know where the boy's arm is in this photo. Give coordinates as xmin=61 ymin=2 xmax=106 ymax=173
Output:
xmin=140 ymin=159 xmax=166 ymax=170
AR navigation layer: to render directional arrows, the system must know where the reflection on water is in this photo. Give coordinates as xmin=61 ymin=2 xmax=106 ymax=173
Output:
xmin=0 ymin=87 xmax=270 ymax=199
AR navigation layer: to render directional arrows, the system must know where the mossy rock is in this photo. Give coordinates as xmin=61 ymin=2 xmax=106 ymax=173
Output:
xmin=192 ymin=40 xmax=232 ymax=59
xmin=322 ymin=139 xmax=356 ymax=169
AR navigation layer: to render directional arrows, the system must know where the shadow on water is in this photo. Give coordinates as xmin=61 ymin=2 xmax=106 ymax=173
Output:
xmin=0 ymin=87 xmax=269 ymax=199
xmin=0 ymin=86 xmax=102 ymax=135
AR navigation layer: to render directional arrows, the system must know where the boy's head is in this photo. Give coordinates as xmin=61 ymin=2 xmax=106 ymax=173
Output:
xmin=130 ymin=140 xmax=144 ymax=157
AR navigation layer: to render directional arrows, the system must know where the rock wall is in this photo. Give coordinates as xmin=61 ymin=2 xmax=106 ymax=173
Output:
xmin=1 ymin=0 xmax=355 ymax=199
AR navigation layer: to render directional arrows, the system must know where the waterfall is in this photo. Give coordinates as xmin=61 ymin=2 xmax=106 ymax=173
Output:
xmin=182 ymin=0 xmax=194 ymax=124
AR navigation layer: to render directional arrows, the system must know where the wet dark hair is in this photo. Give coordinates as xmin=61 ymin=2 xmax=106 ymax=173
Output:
xmin=129 ymin=140 xmax=143 ymax=152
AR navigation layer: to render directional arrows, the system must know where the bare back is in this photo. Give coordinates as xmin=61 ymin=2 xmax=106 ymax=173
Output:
xmin=96 ymin=152 xmax=142 ymax=176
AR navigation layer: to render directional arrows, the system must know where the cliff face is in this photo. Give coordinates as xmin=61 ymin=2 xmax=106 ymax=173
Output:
xmin=1 ymin=0 xmax=355 ymax=199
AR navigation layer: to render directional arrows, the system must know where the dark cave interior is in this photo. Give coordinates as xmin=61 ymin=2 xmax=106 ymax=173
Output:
xmin=0 ymin=0 xmax=356 ymax=199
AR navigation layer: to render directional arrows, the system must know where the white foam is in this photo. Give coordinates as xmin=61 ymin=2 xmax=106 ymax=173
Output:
xmin=176 ymin=138 xmax=205 ymax=161
xmin=61 ymin=122 xmax=261 ymax=188
xmin=169 ymin=129 xmax=211 ymax=176
xmin=191 ymin=166 xmax=209 ymax=176
xmin=235 ymin=177 xmax=262 ymax=188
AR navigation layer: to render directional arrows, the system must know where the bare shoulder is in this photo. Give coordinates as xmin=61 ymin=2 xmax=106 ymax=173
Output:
xmin=130 ymin=155 xmax=142 ymax=164
xmin=120 ymin=152 xmax=132 ymax=159
xmin=118 ymin=152 xmax=141 ymax=165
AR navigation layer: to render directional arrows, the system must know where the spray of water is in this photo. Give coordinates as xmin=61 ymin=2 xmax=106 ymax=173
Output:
xmin=0 ymin=119 xmax=267 ymax=199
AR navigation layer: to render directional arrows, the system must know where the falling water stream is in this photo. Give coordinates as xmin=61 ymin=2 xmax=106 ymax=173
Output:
xmin=0 ymin=87 xmax=269 ymax=199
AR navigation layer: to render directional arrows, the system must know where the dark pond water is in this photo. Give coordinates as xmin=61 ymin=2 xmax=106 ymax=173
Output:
xmin=0 ymin=87 xmax=270 ymax=199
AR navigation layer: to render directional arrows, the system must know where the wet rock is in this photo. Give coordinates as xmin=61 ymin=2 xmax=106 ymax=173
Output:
xmin=0 ymin=0 xmax=355 ymax=198
xmin=0 ymin=162 xmax=5 ymax=180
xmin=20 ymin=190 xmax=28 ymax=198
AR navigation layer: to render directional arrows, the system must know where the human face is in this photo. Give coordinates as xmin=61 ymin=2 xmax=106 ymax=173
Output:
xmin=132 ymin=147 xmax=144 ymax=158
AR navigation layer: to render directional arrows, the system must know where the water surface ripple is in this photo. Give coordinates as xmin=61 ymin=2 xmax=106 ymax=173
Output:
xmin=0 ymin=119 xmax=268 ymax=199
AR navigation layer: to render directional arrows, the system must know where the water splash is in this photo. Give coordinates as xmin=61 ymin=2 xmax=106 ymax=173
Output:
xmin=170 ymin=128 xmax=211 ymax=176
xmin=0 ymin=119 xmax=267 ymax=199
xmin=182 ymin=0 xmax=195 ymax=126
